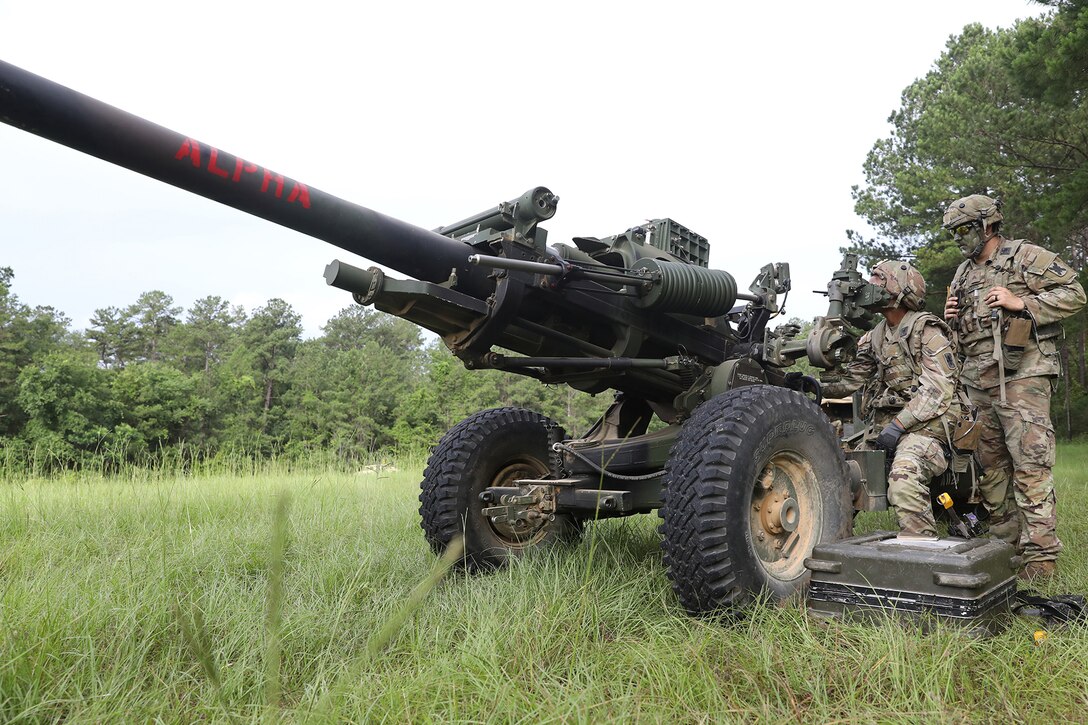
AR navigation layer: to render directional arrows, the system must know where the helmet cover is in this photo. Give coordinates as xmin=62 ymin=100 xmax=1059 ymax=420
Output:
xmin=871 ymin=260 xmax=927 ymax=311
xmin=943 ymin=195 xmax=1003 ymax=259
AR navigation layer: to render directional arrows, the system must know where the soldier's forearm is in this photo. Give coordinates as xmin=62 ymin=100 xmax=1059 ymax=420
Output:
xmin=1022 ymin=285 xmax=1087 ymax=327
xmin=820 ymin=359 xmax=873 ymax=399
xmin=820 ymin=379 xmax=859 ymax=400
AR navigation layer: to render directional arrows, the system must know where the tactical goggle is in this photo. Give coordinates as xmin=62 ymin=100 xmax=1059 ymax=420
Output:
xmin=948 ymin=222 xmax=978 ymax=238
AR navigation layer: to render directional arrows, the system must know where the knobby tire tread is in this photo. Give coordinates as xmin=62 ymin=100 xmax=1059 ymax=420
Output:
xmin=418 ymin=407 xmax=568 ymax=569
xmin=659 ymin=385 xmax=851 ymax=614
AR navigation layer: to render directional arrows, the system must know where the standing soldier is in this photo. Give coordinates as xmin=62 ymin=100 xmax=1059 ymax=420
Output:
xmin=822 ymin=260 xmax=961 ymax=537
xmin=943 ymin=194 xmax=1086 ymax=580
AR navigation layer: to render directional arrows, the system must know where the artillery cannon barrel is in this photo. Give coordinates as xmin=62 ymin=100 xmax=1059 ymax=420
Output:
xmin=0 ymin=60 xmax=494 ymax=299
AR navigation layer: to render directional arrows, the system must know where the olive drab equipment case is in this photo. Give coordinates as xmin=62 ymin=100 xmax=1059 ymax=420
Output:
xmin=804 ymin=532 xmax=1018 ymax=634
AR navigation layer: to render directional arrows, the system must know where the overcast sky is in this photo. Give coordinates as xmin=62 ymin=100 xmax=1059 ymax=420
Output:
xmin=0 ymin=0 xmax=1047 ymax=338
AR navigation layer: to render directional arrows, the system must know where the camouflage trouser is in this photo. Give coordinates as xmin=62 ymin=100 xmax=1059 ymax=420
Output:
xmin=887 ymin=433 xmax=948 ymax=536
xmin=967 ymin=378 xmax=1061 ymax=563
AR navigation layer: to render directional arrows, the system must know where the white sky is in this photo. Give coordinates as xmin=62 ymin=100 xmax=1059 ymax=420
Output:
xmin=0 ymin=0 xmax=1046 ymax=338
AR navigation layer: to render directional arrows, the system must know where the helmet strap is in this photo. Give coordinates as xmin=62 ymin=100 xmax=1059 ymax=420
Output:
xmin=968 ymin=225 xmax=990 ymax=259
xmin=970 ymin=224 xmax=1001 ymax=259
xmin=893 ymin=271 xmax=907 ymax=308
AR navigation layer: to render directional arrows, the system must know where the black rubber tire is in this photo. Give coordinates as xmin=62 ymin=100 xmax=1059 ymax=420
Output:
xmin=659 ymin=385 xmax=853 ymax=615
xmin=418 ymin=407 xmax=580 ymax=571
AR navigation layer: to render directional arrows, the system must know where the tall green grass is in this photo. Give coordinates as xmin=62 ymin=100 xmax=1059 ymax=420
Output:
xmin=2 ymin=449 xmax=1087 ymax=722
xmin=0 ymin=437 xmax=430 ymax=482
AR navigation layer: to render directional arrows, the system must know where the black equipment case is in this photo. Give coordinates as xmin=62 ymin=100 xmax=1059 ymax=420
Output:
xmin=804 ymin=531 xmax=1019 ymax=634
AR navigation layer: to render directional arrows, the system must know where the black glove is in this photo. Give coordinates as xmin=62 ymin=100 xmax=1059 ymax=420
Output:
xmin=874 ymin=420 xmax=906 ymax=454
xmin=784 ymin=372 xmax=822 ymax=403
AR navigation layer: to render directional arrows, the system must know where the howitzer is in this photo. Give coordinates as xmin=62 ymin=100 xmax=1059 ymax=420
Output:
xmin=0 ymin=60 xmax=891 ymax=614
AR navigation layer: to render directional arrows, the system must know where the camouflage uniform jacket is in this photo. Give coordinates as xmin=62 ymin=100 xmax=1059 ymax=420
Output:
xmin=822 ymin=311 xmax=961 ymax=440
xmin=950 ymin=239 xmax=1086 ymax=390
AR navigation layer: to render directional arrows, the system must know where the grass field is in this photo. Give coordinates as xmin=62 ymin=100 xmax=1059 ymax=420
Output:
xmin=2 ymin=448 xmax=1088 ymax=723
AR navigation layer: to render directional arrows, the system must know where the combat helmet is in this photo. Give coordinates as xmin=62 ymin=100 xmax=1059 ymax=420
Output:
xmin=871 ymin=260 xmax=927 ymax=311
xmin=943 ymin=194 xmax=1003 ymax=259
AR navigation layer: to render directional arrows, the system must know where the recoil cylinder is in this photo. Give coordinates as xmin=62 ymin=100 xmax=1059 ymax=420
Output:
xmin=633 ymin=259 xmax=738 ymax=317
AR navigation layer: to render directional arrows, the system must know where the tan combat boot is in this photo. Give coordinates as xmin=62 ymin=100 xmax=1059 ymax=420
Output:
xmin=1019 ymin=561 xmax=1057 ymax=582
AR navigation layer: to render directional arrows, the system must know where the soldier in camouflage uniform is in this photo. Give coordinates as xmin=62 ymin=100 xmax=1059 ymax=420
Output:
xmin=822 ymin=260 xmax=961 ymax=537
xmin=943 ymin=194 xmax=1085 ymax=580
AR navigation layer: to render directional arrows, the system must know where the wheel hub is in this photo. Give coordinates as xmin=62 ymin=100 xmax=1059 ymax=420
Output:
xmin=751 ymin=451 xmax=820 ymax=578
xmin=482 ymin=460 xmax=552 ymax=546
xmin=760 ymin=494 xmax=799 ymax=534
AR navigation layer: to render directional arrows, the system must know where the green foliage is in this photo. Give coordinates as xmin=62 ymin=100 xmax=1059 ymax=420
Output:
xmin=86 ymin=305 xmax=139 ymax=368
xmin=282 ymin=306 xmax=427 ymax=458
xmin=129 ymin=290 xmax=181 ymax=362
xmin=0 ymin=267 xmax=69 ymax=437
xmin=283 ymin=338 xmax=419 ymax=459
xmin=111 ymin=362 xmax=202 ymax=454
xmin=320 ymin=304 xmax=422 ymax=355
xmin=217 ymin=298 xmax=303 ymax=451
xmin=16 ymin=348 xmax=116 ymax=464
xmin=165 ymin=295 xmax=245 ymax=374
xmin=390 ymin=345 xmax=606 ymax=452
xmin=87 ymin=290 xmax=182 ymax=369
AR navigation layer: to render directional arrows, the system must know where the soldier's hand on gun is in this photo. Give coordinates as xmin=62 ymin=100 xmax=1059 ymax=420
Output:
xmin=985 ymin=286 xmax=1025 ymax=312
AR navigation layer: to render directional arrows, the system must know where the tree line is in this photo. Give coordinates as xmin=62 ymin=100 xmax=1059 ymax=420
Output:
xmin=847 ymin=0 xmax=1088 ymax=437
xmin=0 ymin=267 xmax=607 ymax=473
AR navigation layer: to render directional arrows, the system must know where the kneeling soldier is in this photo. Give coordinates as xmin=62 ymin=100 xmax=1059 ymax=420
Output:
xmin=822 ymin=260 xmax=961 ymax=536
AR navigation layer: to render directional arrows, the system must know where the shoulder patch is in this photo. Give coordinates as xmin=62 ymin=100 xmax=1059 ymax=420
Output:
xmin=1027 ymin=252 xmax=1059 ymax=275
xmin=944 ymin=351 xmax=956 ymax=369
xmin=1020 ymin=243 xmax=1058 ymax=275
xmin=919 ymin=317 xmax=952 ymax=354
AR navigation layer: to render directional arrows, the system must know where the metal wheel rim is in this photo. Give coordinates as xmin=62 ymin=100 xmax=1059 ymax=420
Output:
xmin=750 ymin=450 xmax=822 ymax=581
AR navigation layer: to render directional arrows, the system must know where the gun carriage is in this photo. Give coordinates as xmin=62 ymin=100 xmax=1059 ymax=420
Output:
xmin=0 ymin=60 xmax=897 ymax=613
